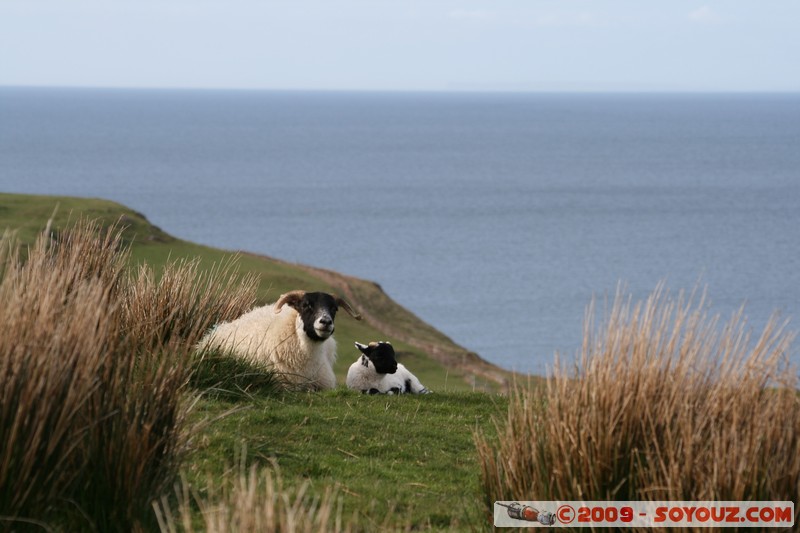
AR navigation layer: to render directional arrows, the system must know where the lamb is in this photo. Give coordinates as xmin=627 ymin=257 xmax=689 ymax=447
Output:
xmin=198 ymin=290 xmax=361 ymax=390
xmin=346 ymin=341 xmax=431 ymax=394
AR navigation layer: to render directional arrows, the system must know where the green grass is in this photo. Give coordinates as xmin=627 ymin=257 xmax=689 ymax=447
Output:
xmin=189 ymin=350 xmax=284 ymax=402
xmin=185 ymin=390 xmax=506 ymax=530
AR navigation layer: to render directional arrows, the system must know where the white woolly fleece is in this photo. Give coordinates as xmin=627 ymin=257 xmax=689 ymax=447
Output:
xmin=381 ymin=363 xmax=429 ymax=394
xmin=198 ymin=304 xmax=337 ymax=390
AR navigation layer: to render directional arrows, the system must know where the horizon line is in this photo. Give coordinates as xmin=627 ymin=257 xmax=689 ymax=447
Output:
xmin=2 ymin=83 xmax=800 ymax=96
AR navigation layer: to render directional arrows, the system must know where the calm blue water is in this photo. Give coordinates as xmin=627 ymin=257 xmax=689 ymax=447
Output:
xmin=1 ymin=88 xmax=799 ymax=373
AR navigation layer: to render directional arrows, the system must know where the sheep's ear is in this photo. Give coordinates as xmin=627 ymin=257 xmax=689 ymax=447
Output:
xmin=274 ymin=290 xmax=305 ymax=313
xmin=336 ymin=297 xmax=362 ymax=320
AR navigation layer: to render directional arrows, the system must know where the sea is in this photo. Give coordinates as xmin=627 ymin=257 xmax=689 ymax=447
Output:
xmin=1 ymin=88 xmax=799 ymax=374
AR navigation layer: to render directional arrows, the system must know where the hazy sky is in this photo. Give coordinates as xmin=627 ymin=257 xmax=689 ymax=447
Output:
xmin=2 ymin=0 xmax=799 ymax=92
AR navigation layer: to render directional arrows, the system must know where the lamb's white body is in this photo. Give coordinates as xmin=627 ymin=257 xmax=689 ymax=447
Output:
xmin=346 ymin=356 xmax=429 ymax=395
xmin=345 ymin=355 xmax=379 ymax=392
xmin=198 ymin=304 xmax=337 ymax=390
xmin=382 ymin=363 xmax=429 ymax=394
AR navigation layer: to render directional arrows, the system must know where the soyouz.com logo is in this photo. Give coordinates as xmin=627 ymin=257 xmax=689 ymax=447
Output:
xmin=493 ymin=501 xmax=795 ymax=528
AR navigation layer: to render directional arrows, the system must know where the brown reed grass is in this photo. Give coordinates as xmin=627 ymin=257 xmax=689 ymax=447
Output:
xmin=0 ymin=221 xmax=130 ymax=529
xmin=476 ymin=286 xmax=800 ymax=522
xmin=154 ymin=462 xmax=356 ymax=533
xmin=124 ymin=256 xmax=258 ymax=353
xmin=0 ymin=219 xmax=260 ymax=531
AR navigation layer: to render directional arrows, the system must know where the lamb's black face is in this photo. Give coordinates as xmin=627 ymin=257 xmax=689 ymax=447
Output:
xmin=288 ymin=292 xmax=339 ymax=341
xmin=356 ymin=341 xmax=398 ymax=375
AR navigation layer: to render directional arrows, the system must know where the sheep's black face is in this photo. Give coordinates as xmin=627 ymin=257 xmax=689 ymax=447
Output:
xmin=276 ymin=290 xmax=360 ymax=341
xmin=356 ymin=341 xmax=398 ymax=375
xmin=292 ymin=292 xmax=339 ymax=342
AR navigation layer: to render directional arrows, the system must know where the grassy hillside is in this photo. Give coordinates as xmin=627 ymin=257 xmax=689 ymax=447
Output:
xmin=2 ymin=192 xmax=797 ymax=532
xmin=0 ymin=192 xmax=513 ymax=531
xmin=0 ymin=192 xmax=510 ymax=392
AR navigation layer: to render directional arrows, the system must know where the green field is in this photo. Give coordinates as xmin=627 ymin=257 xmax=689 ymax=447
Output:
xmin=0 ymin=192 xmax=512 ymax=531
xmin=185 ymin=390 xmax=506 ymax=530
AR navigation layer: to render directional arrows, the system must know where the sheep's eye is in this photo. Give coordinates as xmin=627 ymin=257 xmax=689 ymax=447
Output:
xmin=302 ymin=301 xmax=312 ymax=311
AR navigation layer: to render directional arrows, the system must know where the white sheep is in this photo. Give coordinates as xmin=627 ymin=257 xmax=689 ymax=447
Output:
xmin=198 ymin=290 xmax=361 ymax=390
xmin=346 ymin=341 xmax=431 ymax=394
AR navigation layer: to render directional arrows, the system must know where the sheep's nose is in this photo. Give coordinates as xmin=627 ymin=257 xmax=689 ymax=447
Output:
xmin=319 ymin=316 xmax=333 ymax=327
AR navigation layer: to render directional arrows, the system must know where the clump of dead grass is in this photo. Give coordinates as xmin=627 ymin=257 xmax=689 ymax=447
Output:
xmin=154 ymin=462 xmax=357 ymax=533
xmin=0 ymin=219 xmax=260 ymax=531
xmin=476 ymin=286 xmax=799 ymax=521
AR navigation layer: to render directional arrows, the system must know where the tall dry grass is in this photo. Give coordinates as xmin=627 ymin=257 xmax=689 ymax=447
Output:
xmin=476 ymin=286 xmax=800 ymax=517
xmin=0 ymin=222 xmax=130 ymax=530
xmin=125 ymin=257 xmax=259 ymax=352
xmin=154 ymin=463 xmax=356 ymax=533
xmin=0 ymin=220 xmax=259 ymax=531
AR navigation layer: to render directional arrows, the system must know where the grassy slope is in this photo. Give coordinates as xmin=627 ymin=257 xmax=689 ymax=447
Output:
xmin=1 ymin=192 xmax=512 ymax=530
xmin=0 ymin=192 xmax=511 ymax=392
xmin=189 ymin=390 xmax=506 ymax=530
